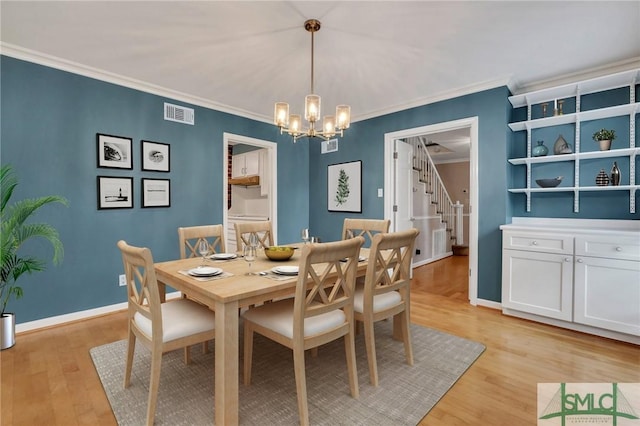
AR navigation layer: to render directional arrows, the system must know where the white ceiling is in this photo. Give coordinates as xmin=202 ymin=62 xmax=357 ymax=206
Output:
xmin=2 ymin=1 xmax=639 ymax=142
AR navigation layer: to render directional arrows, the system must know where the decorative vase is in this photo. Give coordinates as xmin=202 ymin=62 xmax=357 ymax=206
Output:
xmin=596 ymin=169 xmax=609 ymax=186
xmin=1 ymin=313 xmax=15 ymax=350
xmin=611 ymin=162 xmax=621 ymax=186
xmin=598 ymin=139 xmax=612 ymax=151
xmin=532 ymin=140 xmax=548 ymax=157
xmin=553 ymin=135 xmax=572 ymax=154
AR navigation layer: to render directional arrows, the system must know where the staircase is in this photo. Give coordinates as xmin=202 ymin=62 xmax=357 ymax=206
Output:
xmin=408 ymin=138 xmax=463 ymax=255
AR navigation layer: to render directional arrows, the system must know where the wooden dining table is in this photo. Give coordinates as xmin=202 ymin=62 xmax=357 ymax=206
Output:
xmin=154 ymin=244 xmax=370 ymax=425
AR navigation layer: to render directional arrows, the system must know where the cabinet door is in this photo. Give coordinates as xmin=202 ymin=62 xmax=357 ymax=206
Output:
xmin=574 ymin=256 xmax=640 ymax=336
xmin=244 ymin=150 xmax=260 ymax=176
xmin=502 ymin=249 xmax=573 ymax=321
xmin=231 ymin=154 xmax=245 ymax=178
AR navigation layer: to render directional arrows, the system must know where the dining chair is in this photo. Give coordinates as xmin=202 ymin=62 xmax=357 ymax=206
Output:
xmin=353 ymin=228 xmax=419 ymax=386
xmin=234 ymin=220 xmax=273 ymax=250
xmin=342 ymin=218 xmax=390 ymax=246
xmin=242 ymin=236 xmax=365 ymax=426
xmin=117 ymin=240 xmax=216 ymax=426
xmin=178 ymin=224 xmax=226 ymax=259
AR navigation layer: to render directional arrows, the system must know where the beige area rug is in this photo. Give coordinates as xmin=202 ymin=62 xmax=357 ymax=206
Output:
xmin=90 ymin=321 xmax=485 ymax=425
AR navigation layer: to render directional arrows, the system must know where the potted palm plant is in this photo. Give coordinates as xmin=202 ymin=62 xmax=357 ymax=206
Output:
xmin=1 ymin=164 xmax=67 ymax=350
xmin=592 ymin=128 xmax=616 ymax=151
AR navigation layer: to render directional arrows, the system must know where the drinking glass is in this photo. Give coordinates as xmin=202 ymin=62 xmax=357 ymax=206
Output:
xmin=198 ymin=240 xmax=209 ymax=266
xmin=301 ymin=228 xmax=310 ymax=244
xmin=345 ymin=230 xmax=354 ymax=239
xmin=243 ymin=245 xmax=256 ymax=275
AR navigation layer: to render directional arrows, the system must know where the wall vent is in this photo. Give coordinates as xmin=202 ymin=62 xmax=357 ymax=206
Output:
xmin=432 ymin=228 xmax=446 ymax=257
xmin=321 ymin=138 xmax=338 ymax=154
xmin=164 ymin=102 xmax=194 ymax=125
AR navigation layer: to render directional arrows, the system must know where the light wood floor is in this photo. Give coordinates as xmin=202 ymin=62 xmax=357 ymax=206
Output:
xmin=2 ymin=255 xmax=638 ymax=425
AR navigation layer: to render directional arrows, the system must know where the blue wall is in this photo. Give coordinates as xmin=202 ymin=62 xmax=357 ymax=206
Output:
xmin=309 ymin=87 xmax=513 ymax=302
xmin=0 ymin=56 xmax=309 ymax=322
xmin=2 ymin=56 xmax=635 ymax=323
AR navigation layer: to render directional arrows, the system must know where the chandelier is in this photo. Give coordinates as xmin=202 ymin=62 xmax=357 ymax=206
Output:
xmin=274 ymin=19 xmax=351 ymax=142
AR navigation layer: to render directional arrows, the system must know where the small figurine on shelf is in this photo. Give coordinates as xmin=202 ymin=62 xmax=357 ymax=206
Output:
xmin=611 ymin=162 xmax=621 ymax=186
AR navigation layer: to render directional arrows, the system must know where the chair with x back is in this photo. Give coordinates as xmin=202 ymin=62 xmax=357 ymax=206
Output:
xmin=178 ymin=224 xmax=226 ymax=259
xmin=234 ymin=220 xmax=273 ymax=251
xmin=117 ymin=240 xmax=216 ymax=426
xmin=353 ymin=228 xmax=419 ymax=386
xmin=242 ymin=236 xmax=365 ymax=426
xmin=342 ymin=218 xmax=390 ymax=246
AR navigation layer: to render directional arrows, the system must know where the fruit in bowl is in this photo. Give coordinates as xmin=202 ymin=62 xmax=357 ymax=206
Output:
xmin=535 ymin=176 xmax=563 ymax=188
xmin=264 ymin=246 xmax=295 ymax=261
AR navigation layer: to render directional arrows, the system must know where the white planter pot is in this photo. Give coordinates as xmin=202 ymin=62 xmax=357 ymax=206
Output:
xmin=1 ymin=313 xmax=16 ymax=350
xmin=598 ymin=139 xmax=612 ymax=151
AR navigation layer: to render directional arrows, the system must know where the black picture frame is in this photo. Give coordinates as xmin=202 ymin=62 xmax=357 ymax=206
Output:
xmin=141 ymin=178 xmax=171 ymax=208
xmin=141 ymin=140 xmax=170 ymax=172
xmin=327 ymin=160 xmax=362 ymax=213
xmin=97 ymin=176 xmax=134 ymax=209
xmin=96 ymin=133 xmax=133 ymax=169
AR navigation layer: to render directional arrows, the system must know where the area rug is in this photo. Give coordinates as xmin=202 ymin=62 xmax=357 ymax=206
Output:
xmin=90 ymin=321 xmax=485 ymax=425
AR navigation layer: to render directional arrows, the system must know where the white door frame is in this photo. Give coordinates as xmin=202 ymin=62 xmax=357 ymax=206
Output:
xmin=223 ymin=132 xmax=278 ymax=243
xmin=384 ymin=117 xmax=479 ymax=305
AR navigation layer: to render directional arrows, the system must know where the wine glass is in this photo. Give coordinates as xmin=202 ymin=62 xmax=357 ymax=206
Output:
xmin=198 ymin=240 xmax=209 ymax=266
xmin=345 ymin=230 xmax=354 ymax=239
xmin=301 ymin=228 xmax=310 ymax=244
xmin=243 ymin=244 xmax=256 ymax=275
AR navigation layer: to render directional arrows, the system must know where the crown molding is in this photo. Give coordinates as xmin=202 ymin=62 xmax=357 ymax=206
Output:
xmin=0 ymin=42 xmax=271 ymax=124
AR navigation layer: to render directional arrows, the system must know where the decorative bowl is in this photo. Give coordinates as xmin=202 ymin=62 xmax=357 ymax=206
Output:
xmin=264 ymin=246 xmax=295 ymax=261
xmin=535 ymin=176 xmax=563 ymax=188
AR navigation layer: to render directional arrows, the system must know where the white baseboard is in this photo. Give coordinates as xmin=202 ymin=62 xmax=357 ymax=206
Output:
xmin=15 ymin=292 xmax=182 ymax=334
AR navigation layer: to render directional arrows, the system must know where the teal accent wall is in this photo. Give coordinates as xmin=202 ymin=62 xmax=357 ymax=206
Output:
xmin=308 ymin=87 xmax=512 ymax=302
xmin=0 ymin=56 xmax=309 ymax=322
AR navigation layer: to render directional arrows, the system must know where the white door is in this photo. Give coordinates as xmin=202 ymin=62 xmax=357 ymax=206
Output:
xmin=393 ymin=139 xmax=413 ymax=232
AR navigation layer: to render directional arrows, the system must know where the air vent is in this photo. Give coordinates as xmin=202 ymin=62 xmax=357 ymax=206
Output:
xmin=321 ymin=138 xmax=338 ymax=154
xmin=164 ymin=102 xmax=194 ymax=125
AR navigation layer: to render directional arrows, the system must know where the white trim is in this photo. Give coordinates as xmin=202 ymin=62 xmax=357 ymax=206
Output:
xmin=223 ymin=133 xmax=278 ymax=245
xmin=476 ymin=298 xmax=502 ymax=311
xmin=16 ymin=292 xmax=182 ymax=333
xmin=384 ymin=117 xmax=479 ymax=306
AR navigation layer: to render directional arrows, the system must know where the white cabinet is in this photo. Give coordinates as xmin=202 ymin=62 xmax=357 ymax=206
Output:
xmin=501 ymin=219 xmax=640 ymax=343
xmin=232 ymin=150 xmax=261 ymax=178
xmin=507 ymin=68 xmax=640 ymax=213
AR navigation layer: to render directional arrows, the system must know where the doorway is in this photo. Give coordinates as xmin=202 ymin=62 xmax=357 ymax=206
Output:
xmin=223 ymin=133 xmax=278 ymax=246
xmin=383 ymin=117 xmax=479 ymax=305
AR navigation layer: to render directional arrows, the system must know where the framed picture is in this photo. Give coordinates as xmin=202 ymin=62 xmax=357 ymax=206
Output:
xmin=96 ymin=133 xmax=133 ymax=169
xmin=141 ymin=178 xmax=171 ymax=208
xmin=328 ymin=160 xmax=362 ymax=213
xmin=97 ymin=176 xmax=133 ymax=209
xmin=141 ymin=140 xmax=170 ymax=172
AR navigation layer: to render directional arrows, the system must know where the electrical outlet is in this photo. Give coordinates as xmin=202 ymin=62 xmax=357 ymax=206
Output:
xmin=118 ymin=274 xmax=126 ymax=287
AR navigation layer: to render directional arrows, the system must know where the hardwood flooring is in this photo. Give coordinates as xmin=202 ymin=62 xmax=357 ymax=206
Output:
xmin=1 ymin=255 xmax=638 ymax=425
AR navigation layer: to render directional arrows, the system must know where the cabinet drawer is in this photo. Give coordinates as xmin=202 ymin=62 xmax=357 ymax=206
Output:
xmin=575 ymin=236 xmax=640 ymax=261
xmin=503 ymin=231 xmax=573 ymax=255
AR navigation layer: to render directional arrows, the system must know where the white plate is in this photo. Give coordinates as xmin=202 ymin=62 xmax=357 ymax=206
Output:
xmin=271 ymin=266 xmax=299 ymax=275
xmin=188 ymin=266 xmax=223 ymax=277
xmin=209 ymin=253 xmax=237 ymax=260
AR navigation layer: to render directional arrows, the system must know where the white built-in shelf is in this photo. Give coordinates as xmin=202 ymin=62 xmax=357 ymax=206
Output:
xmin=508 ymin=147 xmax=640 ymax=165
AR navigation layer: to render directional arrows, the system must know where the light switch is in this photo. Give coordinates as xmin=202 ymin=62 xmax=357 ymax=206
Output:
xmin=377 ymin=188 xmax=383 ymax=197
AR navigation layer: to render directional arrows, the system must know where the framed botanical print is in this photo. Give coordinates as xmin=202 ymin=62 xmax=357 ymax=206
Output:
xmin=97 ymin=176 xmax=133 ymax=209
xmin=141 ymin=140 xmax=170 ymax=172
xmin=327 ymin=160 xmax=362 ymax=213
xmin=96 ymin=133 xmax=133 ymax=169
xmin=141 ymin=178 xmax=170 ymax=208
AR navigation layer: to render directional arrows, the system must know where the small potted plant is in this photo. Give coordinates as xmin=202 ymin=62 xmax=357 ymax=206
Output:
xmin=592 ymin=128 xmax=616 ymax=151
xmin=0 ymin=164 xmax=67 ymax=349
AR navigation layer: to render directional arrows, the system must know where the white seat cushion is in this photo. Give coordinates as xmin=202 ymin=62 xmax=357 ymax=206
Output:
xmin=134 ymin=299 xmax=215 ymax=343
xmin=353 ymin=287 xmax=401 ymax=313
xmin=241 ymin=299 xmax=346 ymax=339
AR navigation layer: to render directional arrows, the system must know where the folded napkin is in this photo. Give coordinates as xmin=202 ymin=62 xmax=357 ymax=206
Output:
xmin=178 ymin=270 xmax=234 ymax=282
xmin=259 ymin=271 xmax=297 ymax=281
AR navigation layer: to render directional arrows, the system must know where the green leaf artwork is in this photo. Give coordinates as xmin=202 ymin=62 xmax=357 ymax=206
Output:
xmin=334 ymin=168 xmax=350 ymax=206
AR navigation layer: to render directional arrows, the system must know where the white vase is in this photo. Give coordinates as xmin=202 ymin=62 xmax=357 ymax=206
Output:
xmin=1 ymin=313 xmax=16 ymax=350
xmin=598 ymin=139 xmax=612 ymax=151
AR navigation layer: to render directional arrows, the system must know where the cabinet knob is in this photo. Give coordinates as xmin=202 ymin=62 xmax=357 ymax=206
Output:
xmin=615 ymin=246 xmax=623 ymax=252
xmin=564 ymin=257 xmax=571 ymax=262
xmin=576 ymin=258 xmax=584 ymax=263
xmin=531 ymin=241 xmax=538 ymax=246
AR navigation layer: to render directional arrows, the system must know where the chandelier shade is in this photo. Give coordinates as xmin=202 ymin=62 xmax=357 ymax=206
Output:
xmin=274 ymin=19 xmax=351 ymax=142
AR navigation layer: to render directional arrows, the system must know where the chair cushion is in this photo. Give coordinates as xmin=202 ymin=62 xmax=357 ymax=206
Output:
xmin=134 ymin=299 xmax=215 ymax=343
xmin=353 ymin=287 xmax=402 ymax=313
xmin=241 ymin=299 xmax=346 ymax=339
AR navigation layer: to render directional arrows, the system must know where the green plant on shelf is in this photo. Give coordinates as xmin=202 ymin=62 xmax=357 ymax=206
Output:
xmin=592 ymin=128 xmax=615 ymax=141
